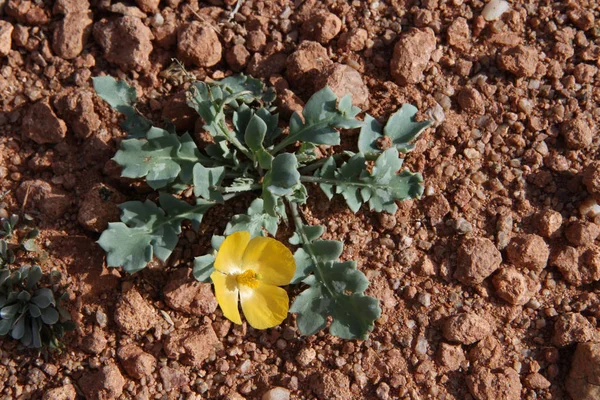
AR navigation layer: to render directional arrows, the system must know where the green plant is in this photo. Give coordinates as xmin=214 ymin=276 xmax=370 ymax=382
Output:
xmin=1 ymin=214 xmax=40 ymax=267
xmin=93 ymin=72 xmax=431 ymax=339
xmin=0 ymin=265 xmax=74 ymax=349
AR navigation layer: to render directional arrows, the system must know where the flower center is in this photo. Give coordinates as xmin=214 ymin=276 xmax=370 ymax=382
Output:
xmin=236 ymin=269 xmax=260 ymax=288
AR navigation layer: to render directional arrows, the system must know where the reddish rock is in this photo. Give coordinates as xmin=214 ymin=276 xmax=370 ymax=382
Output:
xmin=443 ymin=313 xmax=492 ymax=345
xmin=117 ymin=344 xmax=156 ymax=379
xmin=286 ymin=41 xmax=332 ymax=88
xmin=314 ymin=63 xmax=369 ymax=109
xmin=246 ymin=30 xmax=267 ymax=52
xmin=5 ymin=0 xmax=50 ymax=25
xmin=422 ymin=194 xmax=451 ymax=223
xmin=390 ymin=28 xmax=436 ymax=86
xmin=93 ymin=16 xmax=154 ymax=73
xmin=498 ymin=45 xmax=538 ymax=77
xmin=16 ymin=180 xmax=71 ymax=220
xmin=550 ymin=246 xmax=600 ymax=286
xmin=457 ymin=88 xmax=485 ymax=114
xmin=584 ymin=161 xmax=600 ymax=200
xmin=81 ymin=328 xmax=107 ymax=354
xmin=535 ymin=209 xmax=563 ymax=238
xmin=566 ymin=342 xmax=600 ymax=399
xmin=492 ymin=267 xmax=540 ymax=305
xmin=565 ymin=221 xmax=600 ymax=247
xmin=114 ymin=286 xmax=158 ymax=335
xmin=159 ymin=366 xmax=189 ymax=392
xmin=573 ymin=63 xmax=597 ymax=84
xmin=42 ymin=384 xmax=77 ymax=400
xmin=78 ymin=363 xmax=125 ymax=400
xmin=22 ymin=100 xmax=67 ymax=144
xmin=524 ymin=373 xmax=551 ymax=390
xmin=53 ymin=0 xmax=89 ymax=14
xmin=135 ymin=0 xmax=159 ymax=13
xmin=164 ymin=325 xmax=219 ymax=368
xmin=447 ymin=17 xmax=471 ymax=51
xmin=338 ymin=28 xmax=368 ymax=52
xmin=225 ymin=44 xmax=251 ymax=72
xmin=302 ymin=11 xmax=342 ymax=43
xmin=552 ymin=312 xmax=598 ymax=347
xmin=163 ymin=268 xmax=218 ymax=316
xmin=52 ymin=11 xmax=93 ymax=60
xmin=437 ymin=342 xmax=465 ymax=372
xmin=467 ymin=367 xmax=522 ymax=400
xmin=0 ymin=21 xmax=13 ymax=57
xmin=177 ymin=22 xmax=221 ymax=67
xmin=506 ymin=234 xmax=549 ymax=273
xmin=562 ymin=116 xmax=594 ymax=150
xmin=275 ymin=89 xmax=304 ymax=120
xmin=152 ymin=15 xmax=177 ymax=49
xmin=469 ymin=336 xmax=504 ymax=369
xmin=310 ymin=369 xmax=352 ymax=399
xmin=567 ymin=8 xmax=595 ymax=31
xmin=53 ymin=89 xmax=101 ymax=139
xmin=246 ymin=52 xmax=287 ymax=79
xmin=77 ymin=183 xmax=125 ymax=232
xmin=454 ymin=237 xmax=502 ymax=286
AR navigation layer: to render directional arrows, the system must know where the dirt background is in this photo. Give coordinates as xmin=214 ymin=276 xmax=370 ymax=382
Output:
xmin=0 ymin=0 xmax=599 ymax=399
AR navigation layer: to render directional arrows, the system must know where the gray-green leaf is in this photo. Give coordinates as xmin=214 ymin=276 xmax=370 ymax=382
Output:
xmin=225 ymin=199 xmax=279 ymax=237
xmin=358 ymin=106 xmax=432 ymax=156
xmin=193 ymin=164 xmax=226 ymax=202
xmin=98 ymin=198 xmax=214 ymax=273
xmin=273 ymin=87 xmax=362 ymax=153
xmin=114 ymin=131 xmax=208 ymax=190
xmin=193 ymin=254 xmax=215 ymax=283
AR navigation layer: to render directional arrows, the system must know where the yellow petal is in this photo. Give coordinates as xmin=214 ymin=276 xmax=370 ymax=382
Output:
xmin=214 ymin=231 xmax=250 ymax=274
xmin=239 ymin=283 xmax=289 ymax=329
xmin=241 ymin=236 xmax=295 ymax=286
xmin=211 ymin=271 xmax=242 ymax=325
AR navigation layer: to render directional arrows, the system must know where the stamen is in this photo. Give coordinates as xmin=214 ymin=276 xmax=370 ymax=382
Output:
xmin=236 ymin=269 xmax=260 ymax=288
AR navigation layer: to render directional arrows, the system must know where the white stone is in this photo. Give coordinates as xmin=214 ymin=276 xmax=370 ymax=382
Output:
xmin=262 ymin=387 xmax=291 ymax=400
xmin=482 ymin=0 xmax=510 ymax=21
xmin=580 ymin=197 xmax=600 ymax=218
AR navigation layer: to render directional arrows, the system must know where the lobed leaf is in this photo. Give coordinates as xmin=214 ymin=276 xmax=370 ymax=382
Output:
xmin=262 ymin=153 xmax=304 ymax=217
xmin=288 ymin=220 xmax=381 ymax=339
xmin=93 ymin=76 xmax=152 ymax=138
xmin=193 ymin=254 xmax=215 ymax=283
xmin=273 ymin=87 xmax=362 ymax=153
xmin=312 ymin=148 xmax=423 ymax=214
xmin=358 ymin=105 xmax=432 ymax=156
xmin=114 ymin=130 xmax=209 ymax=189
xmin=97 ymin=193 xmax=214 ymax=273
xmin=225 ymin=199 xmax=279 ymax=238
xmin=193 ymin=164 xmax=226 ymax=202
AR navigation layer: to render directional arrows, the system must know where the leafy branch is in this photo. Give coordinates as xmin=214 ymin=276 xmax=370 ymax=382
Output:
xmin=288 ymin=202 xmax=381 ymax=339
xmin=98 ymin=193 xmax=217 ymax=273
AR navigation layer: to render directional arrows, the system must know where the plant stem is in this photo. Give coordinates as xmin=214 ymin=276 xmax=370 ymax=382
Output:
xmin=286 ymin=200 xmax=336 ymax=298
xmin=211 ymin=184 xmax=262 ymax=194
xmin=217 ymin=119 xmax=254 ymax=160
xmin=298 ymin=154 xmax=344 ymax=174
xmin=271 ymin=120 xmax=332 ymax=155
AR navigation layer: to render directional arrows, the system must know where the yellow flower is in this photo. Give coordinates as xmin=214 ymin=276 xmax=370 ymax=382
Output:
xmin=211 ymin=231 xmax=296 ymax=329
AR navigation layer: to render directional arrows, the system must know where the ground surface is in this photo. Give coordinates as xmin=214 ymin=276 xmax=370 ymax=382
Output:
xmin=0 ymin=0 xmax=599 ymax=399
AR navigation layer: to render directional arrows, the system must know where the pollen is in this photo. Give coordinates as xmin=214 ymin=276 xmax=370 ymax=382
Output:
xmin=236 ymin=269 xmax=260 ymax=288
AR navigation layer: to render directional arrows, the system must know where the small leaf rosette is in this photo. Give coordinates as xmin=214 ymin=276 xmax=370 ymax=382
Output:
xmin=211 ymin=231 xmax=295 ymax=329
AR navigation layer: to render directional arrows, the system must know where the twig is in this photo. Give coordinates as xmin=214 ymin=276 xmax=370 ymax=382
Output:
xmin=188 ymin=6 xmax=222 ymax=37
xmin=227 ymin=0 xmax=245 ymax=22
